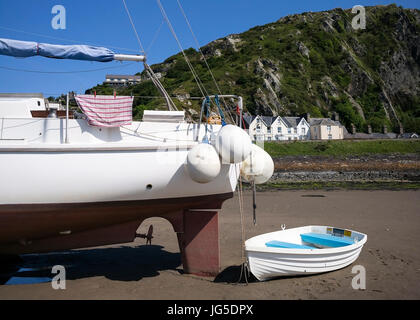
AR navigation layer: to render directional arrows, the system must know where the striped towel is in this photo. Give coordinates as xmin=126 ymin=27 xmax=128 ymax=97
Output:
xmin=74 ymin=94 xmax=133 ymax=127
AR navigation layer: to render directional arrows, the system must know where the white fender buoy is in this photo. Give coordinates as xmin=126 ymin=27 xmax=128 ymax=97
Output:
xmin=240 ymin=144 xmax=265 ymax=181
xmin=240 ymin=144 xmax=274 ymax=184
xmin=214 ymin=124 xmax=252 ymax=164
xmin=185 ymin=143 xmax=221 ymax=183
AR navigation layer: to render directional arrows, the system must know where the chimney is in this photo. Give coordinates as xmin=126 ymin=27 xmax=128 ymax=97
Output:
xmin=333 ymin=112 xmax=339 ymax=121
xmin=351 ymin=123 xmax=356 ymax=134
xmin=367 ymin=125 xmax=372 ymax=134
xmin=306 ymin=113 xmax=311 ymax=123
xmin=383 ymin=125 xmax=388 ymax=134
xmin=399 ymin=125 xmax=404 ymax=135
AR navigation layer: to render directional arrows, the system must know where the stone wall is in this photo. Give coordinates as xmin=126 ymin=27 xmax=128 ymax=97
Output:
xmin=271 ymin=170 xmax=420 ymax=182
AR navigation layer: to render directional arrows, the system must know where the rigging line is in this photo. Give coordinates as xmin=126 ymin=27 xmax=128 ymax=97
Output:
xmin=39 ymin=94 xmax=207 ymax=99
xmin=144 ymin=62 xmax=178 ymax=111
xmin=235 ymin=166 xmax=248 ymax=285
xmin=176 ymin=0 xmax=234 ymax=123
xmin=121 ymin=0 xmax=146 ymax=54
xmin=0 ymin=62 xmax=136 ymax=74
xmin=0 ymin=26 xmax=140 ymax=53
xmin=146 ymin=19 xmax=165 ymax=55
xmin=155 ymin=0 xmax=208 ymax=99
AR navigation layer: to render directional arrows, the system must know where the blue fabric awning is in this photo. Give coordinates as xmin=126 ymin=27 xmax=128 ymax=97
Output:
xmin=0 ymin=38 xmax=115 ymax=62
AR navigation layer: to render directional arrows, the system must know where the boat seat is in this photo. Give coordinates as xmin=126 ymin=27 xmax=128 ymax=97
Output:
xmin=265 ymin=240 xmax=316 ymax=249
xmin=300 ymin=233 xmax=354 ymax=248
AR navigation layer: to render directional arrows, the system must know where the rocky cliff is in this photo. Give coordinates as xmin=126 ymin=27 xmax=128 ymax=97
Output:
xmin=88 ymin=4 xmax=420 ymax=133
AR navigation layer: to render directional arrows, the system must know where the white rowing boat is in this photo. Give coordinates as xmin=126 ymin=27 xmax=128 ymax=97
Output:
xmin=245 ymin=225 xmax=367 ymax=281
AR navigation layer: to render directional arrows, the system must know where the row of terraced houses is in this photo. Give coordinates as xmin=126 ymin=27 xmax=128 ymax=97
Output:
xmin=242 ymin=114 xmax=345 ymax=141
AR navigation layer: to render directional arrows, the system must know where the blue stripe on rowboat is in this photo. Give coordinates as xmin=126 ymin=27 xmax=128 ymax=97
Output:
xmin=265 ymin=240 xmax=316 ymax=249
xmin=301 ymin=233 xmax=354 ymax=248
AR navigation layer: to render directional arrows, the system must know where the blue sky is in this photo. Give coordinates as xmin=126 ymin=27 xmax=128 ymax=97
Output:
xmin=0 ymin=0 xmax=419 ymax=97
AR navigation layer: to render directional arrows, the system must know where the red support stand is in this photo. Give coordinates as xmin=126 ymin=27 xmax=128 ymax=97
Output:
xmin=174 ymin=210 xmax=220 ymax=277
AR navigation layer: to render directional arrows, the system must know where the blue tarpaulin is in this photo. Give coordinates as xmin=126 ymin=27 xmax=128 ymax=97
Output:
xmin=0 ymin=38 xmax=115 ymax=62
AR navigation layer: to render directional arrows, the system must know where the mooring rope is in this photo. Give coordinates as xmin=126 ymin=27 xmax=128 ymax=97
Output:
xmin=235 ymin=165 xmax=249 ymax=285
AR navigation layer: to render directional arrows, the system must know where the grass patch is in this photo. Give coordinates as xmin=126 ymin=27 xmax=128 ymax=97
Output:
xmin=263 ymin=140 xmax=420 ymax=157
xmin=255 ymin=181 xmax=420 ymax=191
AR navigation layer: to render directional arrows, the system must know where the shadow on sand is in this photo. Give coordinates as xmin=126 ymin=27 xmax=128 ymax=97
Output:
xmin=0 ymin=245 xmax=182 ymax=285
xmin=214 ymin=264 xmax=321 ymax=283
xmin=214 ymin=264 xmax=258 ymax=284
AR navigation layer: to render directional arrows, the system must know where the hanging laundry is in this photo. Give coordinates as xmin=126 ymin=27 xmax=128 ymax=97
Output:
xmin=74 ymin=94 xmax=133 ymax=127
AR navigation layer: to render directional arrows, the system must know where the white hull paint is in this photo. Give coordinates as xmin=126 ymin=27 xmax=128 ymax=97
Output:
xmin=0 ymin=118 xmax=239 ymax=205
xmin=245 ymin=226 xmax=367 ymax=281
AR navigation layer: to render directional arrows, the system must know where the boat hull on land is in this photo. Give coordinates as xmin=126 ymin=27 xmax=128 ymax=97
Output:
xmin=0 ymin=118 xmax=237 ymax=270
xmin=245 ymin=226 xmax=367 ymax=281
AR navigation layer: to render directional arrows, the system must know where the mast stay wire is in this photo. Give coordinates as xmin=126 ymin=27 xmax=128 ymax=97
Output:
xmin=175 ymin=0 xmax=235 ymax=124
xmin=121 ymin=0 xmax=146 ymax=54
xmin=155 ymin=0 xmax=212 ymax=105
xmin=143 ymin=62 xmax=178 ymax=111
xmin=145 ymin=19 xmax=165 ymax=55
xmin=121 ymin=0 xmax=177 ymax=111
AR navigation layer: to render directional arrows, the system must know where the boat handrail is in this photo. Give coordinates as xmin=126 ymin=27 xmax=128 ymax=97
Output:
xmin=0 ymin=143 xmax=196 ymax=152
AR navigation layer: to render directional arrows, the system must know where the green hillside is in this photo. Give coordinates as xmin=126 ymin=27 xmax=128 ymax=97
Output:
xmin=87 ymin=4 xmax=420 ymax=133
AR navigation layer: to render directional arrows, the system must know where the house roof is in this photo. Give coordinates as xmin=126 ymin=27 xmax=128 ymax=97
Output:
xmin=244 ymin=115 xmax=308 ymax=128
xmin=283 ymin=117 xmax=302 ymax=127
xmin=260 ymin=116 xmax=276 ymax=126
xmin=309 ymin=118 xmax=344 ymax=127
xmin=399 ymin=133 xmax=419 ymax=138
xmin=309 ymin=118 xmax=335 ymax=126
xmin=242 ymin=115 xmax=255 ymax=129
xmin=244 ymin=115 xmax=348 ymax=130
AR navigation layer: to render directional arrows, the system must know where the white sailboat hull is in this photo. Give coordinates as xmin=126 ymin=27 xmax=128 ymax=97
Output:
xmin=0 ymin=117 xmax=238 ymax=261
xmin=0 ymin=118 xmax=238 ymax=204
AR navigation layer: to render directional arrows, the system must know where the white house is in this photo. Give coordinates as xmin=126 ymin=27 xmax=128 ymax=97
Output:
xmin=104 ymin=74 xmax=141 ymax=87
xmin=279 ymin=117 xmax=311 ymax=141
xmin=244 ymin=115 xmax=310 ymax=141
xmin=309 ymin=118 xmax=344 ymax=140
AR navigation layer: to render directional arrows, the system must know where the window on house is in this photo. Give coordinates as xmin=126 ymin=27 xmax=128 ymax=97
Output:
xmin=288 ymin=137 xmax=291 ymax=141
xmin=278 ymin=127 xmax=282 ymax=133
xmin=287 ymin=128 xmax=291 ymax=134
xmin=328 ymin=134 xmax=332 ymax=140
xmin=267 ymin=136 xmax=271 ymax=141
xmin=267 ymin=127 xmax=271 ymax=133
xmin=301 ymin=128 xmax=305 ymax=135
xmin=327 ymin=125 xmax=331 ymax=132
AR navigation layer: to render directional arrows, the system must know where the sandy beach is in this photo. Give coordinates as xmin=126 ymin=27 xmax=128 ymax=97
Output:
xmin=0 ymin=190 xmax=419 ymax=300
